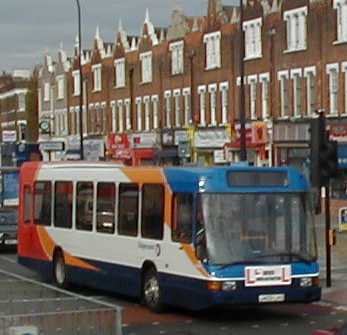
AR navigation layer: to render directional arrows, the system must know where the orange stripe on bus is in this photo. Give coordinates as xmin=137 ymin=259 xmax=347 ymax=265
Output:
xmin=36 ymin=226 xmax=100 ymax=272
xmin=182 ymin=244 xmax=209 ymax=277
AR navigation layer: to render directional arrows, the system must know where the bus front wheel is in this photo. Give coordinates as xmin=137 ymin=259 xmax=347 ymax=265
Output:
xmin=53 ymin=251 xmax=68 ymax=288
xmin=142 ymin=268 xmax=163 ymax=313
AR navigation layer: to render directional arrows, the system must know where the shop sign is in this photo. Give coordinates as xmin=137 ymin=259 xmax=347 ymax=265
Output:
xmin=162 ymin=129 xmax=174 ymax=146
xmin=251 ymin=122 xmax=268 ymax=144
xmin=330 ymin=124 xmax=347 ymax=142
xmin=84 ymin=139 xmax=105 ymax=161
xmin=66 ymin=135 xmax=80 ymax=151
xmin=39 ymin=141 xmax=65 ymax=152
xmin=2 ymin=131 xmax=17 ymax=143
xmin=339 ymin=207 xmax=347 ymax=232
xmin=131 ymin=132 xmax=159 ymax=149
xmin=213 ymin=150 xmax=226 ymax=164
xmin=273 ymin=123 xmax=310 ymax=142
xmin=174 ymin=130 xmax=189 ymax=145
xmin=195 ymin=129 xmax=230 ymax=148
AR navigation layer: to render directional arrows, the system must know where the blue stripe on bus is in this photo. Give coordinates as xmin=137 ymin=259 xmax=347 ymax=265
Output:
xmin=164 ymin=166 xmax=309 ymax=193
xmin=18 ymin=256 xmax=321 ymax=310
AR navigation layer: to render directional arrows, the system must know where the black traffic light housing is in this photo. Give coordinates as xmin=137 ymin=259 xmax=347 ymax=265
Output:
xmin=310 ymin=113 xmax=338 ymax=188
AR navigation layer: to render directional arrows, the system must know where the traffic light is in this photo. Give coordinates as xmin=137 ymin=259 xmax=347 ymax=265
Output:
xmin=310 ymin=113 xmax=338 ymax=187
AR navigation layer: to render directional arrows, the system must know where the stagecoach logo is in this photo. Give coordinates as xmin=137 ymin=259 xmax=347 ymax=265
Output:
xmin=245 ymin=265 xmax=292 ymax=287
xmin=138 ymin=241 xmax=161 ymax=257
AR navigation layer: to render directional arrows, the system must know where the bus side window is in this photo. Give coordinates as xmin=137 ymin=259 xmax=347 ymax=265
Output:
xmin=34 ymin=181 xmax=52 ymax=226
xmin=54 ymin=182 xmax=73 ymax=229
xmin=118 ymin=183 xmax=139 ymax=237
xmin=96 ymin=182 xmax=115 ymax=234
xmin=76 ymin=182 xmax=94 ymax=232
xmin=23 ymin=185 xmax=32 ymax=224
xmin=172 ymin=193 xmax=193 ymax=244
xmin=141 ymin=184 xmax=164 ymax=240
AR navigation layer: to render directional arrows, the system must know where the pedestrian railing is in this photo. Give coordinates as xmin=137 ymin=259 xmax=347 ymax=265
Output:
xmin=0 ymin=270 xmax=123 ymax=335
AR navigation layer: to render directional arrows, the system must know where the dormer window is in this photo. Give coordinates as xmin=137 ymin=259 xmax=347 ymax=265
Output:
xmin=243 ymin=18 xmax=262 ymax=60
xmin=169 ymin=41 xmax=184 ymax=75
xmin=115 ymin=58 xmax=125 ymax=88
xmin=284 ymin=6 xmax=307 ymax=52
xmin=334 ymin=0 xmax=347 ymax=43
xmin=204 ymin=31 xmax=221 ymax=70
xmin=92 ymin=64 xmax=102 ymax=92
xmin=140 ymin=51 xmax=152 ymax=83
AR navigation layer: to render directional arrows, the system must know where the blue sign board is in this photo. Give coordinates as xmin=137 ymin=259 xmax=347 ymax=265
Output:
xmin=2 ymin=172 xmax=19 ymax=206
xmin=338 ymin=144 xmax=347 ymax=169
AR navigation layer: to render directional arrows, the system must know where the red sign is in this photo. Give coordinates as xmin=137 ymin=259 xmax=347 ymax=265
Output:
xmin=251 ymin=122 xmax=268 ymax=144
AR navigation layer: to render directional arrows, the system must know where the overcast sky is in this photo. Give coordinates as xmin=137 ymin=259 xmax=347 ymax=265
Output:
xmin=0 ymin=0 xmax=238 ymax=73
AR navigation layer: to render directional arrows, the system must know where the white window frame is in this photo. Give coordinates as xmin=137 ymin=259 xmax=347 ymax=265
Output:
xmin=243 ymin=18 xmax=262 ymax=60
xmin=304 ymin=66 xmax=317 ymax=117
xmin=198 ymin=85 xmax=207 ymax=126
xmin=72 ymin=71 xmax=80 ymax=96
xmin=248 ymin=75 xmax=258 ymax=120
xmin=284 ymin=6 xmax=308 ymax=52
xmin=203 ymin=31 xmax=221 ymax=70
xmin=173 ymin=89 xmax=181 ymax=128
xmin=219 ymin=82 xmax=229 ymax=125
xmin=183 ymin=87 xmax=191 ymax=127
xmin=278 ymin=70 xmax=290 ymax=118
xmin=117 ymin=100 xmax=124 ymax=133
xmin=70 ymin=107 xmax=75 ymax=135
xmin=124 ymin=99 xmax=132 ymax=130
xmin=164 ymin=90 xmax=172 ymax=128
xmin=334 ymin=0 xmax=347 ymax=44
xmin=136 ymin=97 xmax=142 ymax=131
xmin=44 ymin=82 xmax=50 ymax=102
xmin=151 ymin=95 xmax=159 ymax=129
xmin=170 ymin=41 xmax=184 ymax=75
xmin=140 ymin=51 xmax=152 ymax=84
xmin=143 ymin=96 xmax=150 ymax=131
xmin=18 ymin=93 xmax=26 ymax=112
xmin=56 ymin=75 xmax=64 ymax=100
xmin=290 ymin=69 xmax=303 ymax=118
xmin=92 ymin=64 xmax=102 ymax=92
xmin=115 ymin=58 xmax=126 ymax=88
xmin=342 ymin=62 xmax=347 ymax=115
xmin=326 ymin=63 xmax=339 ymax=116
xmin=208 ymin=84 xmax=217 ymax=126
xmin=111 ymin=101 xmax=117 ymax=132
xmin=259 ymin=73 xmax=270 ymax=120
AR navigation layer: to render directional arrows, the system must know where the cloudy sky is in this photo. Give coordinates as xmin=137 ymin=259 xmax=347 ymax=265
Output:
xmin=0 ymin=0 xmax=238 ymax=73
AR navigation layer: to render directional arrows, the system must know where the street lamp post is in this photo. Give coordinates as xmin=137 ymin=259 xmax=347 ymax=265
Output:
xmin=75 ymin=0 xmax=84 ymax=160
xmin=239 ymin=0 xmax=247 ymax=162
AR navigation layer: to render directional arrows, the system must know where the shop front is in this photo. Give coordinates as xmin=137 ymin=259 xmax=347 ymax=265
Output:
xmin=273 ymin=121 xmax=311 ymax=179
xmin=107 ymin=133 xmax=132 ymax=165
xmin=155 ymin=129 xmax=179 ymax=166
xmin=225 ymin=122 xmax=268 ymax=166
xmin=194 ymin=127 xmax=231 ymax=166
xmin=131 ymin=132 xmax=159 ymax=166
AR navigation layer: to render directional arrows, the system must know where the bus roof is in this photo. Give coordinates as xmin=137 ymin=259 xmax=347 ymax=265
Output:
xmin=21 ymin=162 xmax=309 ymax=193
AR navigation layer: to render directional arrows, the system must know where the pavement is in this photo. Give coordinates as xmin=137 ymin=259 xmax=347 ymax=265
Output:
xmin=317 ymin=214 xmax=347 ymax=310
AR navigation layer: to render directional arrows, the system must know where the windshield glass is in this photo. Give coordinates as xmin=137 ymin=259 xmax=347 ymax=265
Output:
xmin=198 ymin=193 xmax=317 ymax=265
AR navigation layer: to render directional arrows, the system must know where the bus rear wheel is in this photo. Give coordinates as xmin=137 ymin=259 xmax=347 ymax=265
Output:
xmin=53 ymin=251 xmax=68 ymax=288
xmin=142 ymin=268 xmax=163 ymax=313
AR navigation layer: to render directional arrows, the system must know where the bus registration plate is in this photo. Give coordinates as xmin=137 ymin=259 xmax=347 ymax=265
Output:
xmin=258 ymin=294 xmax=285 ymax=303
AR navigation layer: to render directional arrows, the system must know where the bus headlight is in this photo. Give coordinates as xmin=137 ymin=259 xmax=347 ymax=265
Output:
xmin=300 ymin=277 xmax=312 ymax=287
xmin=222 ymin=281 xmax=237 ymax=291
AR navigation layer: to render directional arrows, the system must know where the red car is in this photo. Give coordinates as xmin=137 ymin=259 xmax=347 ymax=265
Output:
xmin=313 ymin=323 xmax=347 ymax=335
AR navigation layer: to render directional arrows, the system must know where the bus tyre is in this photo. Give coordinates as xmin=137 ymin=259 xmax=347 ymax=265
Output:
xmin=53 ymin=252 xmax=68 ymax=288
xmin=142 ymin=268 xmax=163 ymax=313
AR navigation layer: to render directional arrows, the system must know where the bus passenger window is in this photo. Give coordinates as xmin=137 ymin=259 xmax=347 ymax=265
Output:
xmin=172 ymin=193 xmax=193 ymax=244
xmin=34 ymin=182 xmax=51 ymax=226
xmin=24 ymin=185 xmax=32 ymax=224
xmin=141 ymin=184 xmax=164 ymax=240
xmin=54 ymin=182 xmax=73 ymax=229
xmin=118 ymin=183 xmax=139 ymax=237
xmin=97 ymin=183 xmax=115 ymax=234
xmin=76 ymin=182 xmax=94 ymax=232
